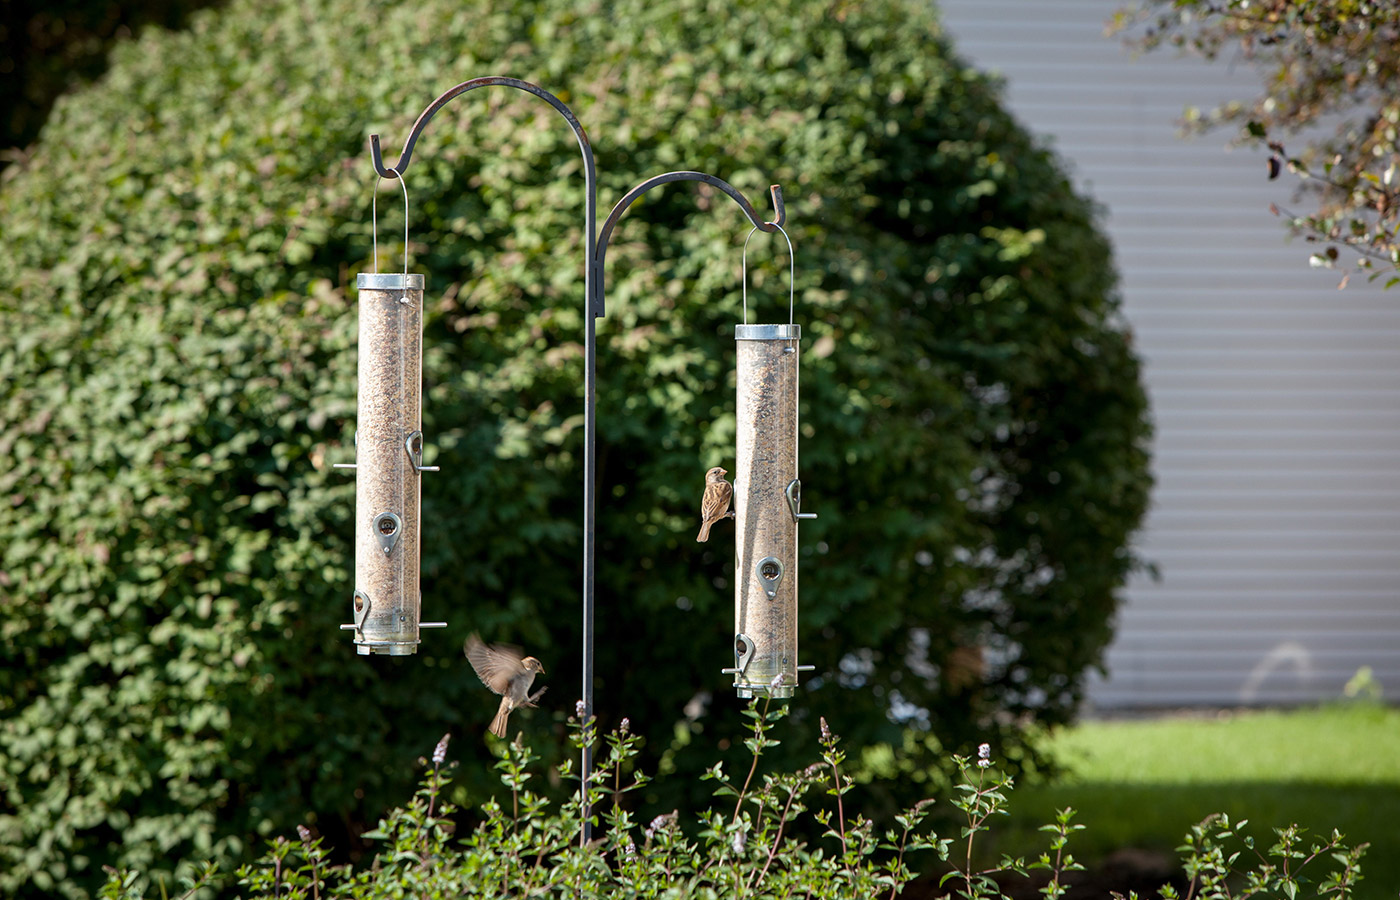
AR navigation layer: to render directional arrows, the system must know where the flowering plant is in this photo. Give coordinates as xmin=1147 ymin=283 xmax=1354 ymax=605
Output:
xmin=98 ymin=700 xmax=1366 ymax=900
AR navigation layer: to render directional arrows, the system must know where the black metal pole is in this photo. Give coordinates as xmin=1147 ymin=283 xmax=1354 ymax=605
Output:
xmin=582 ymin=189 xmax=598 ymax=850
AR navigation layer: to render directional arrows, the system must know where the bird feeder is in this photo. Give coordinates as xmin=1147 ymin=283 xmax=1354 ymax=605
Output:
xmin=725 ymin=226 xmax=816 ymax=698
xmin=337 ymin=176 xmax=444 ymax=654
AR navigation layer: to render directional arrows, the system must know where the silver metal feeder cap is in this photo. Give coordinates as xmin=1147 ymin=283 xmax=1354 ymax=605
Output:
xmin=357 ymin=273 xmax=425 ymax=290
xmin=735 ymin=323 xmax=800 ymax=341
xmin=736 ymin=683 xmax=797 ymax=700
xmin=355 ymin=640 xmax=420 ymax=656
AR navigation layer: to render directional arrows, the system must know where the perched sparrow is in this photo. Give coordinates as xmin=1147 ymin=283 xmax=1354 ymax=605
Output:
xmin=696 ymin=466 xmax=733 ymax=542
xmin=463 ymin=634 xmax=547 ymax=738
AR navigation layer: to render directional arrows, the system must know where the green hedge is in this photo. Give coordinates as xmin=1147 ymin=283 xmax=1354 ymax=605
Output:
xmin=0 ymin=0 xmax=224 ymax=164
xmin=0 ymin=0 xmax=1151 ymax=895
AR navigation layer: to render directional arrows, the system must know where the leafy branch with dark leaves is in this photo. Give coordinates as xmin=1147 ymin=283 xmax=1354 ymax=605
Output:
xmin=1114 ymin=0 xmax=1400 ymax=284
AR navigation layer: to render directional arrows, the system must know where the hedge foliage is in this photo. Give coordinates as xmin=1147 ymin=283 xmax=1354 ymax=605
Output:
xmin=0 ymin=0 xmax=1152 ymax=895
xmin=0 ymin=0 xmax=223 ymax=163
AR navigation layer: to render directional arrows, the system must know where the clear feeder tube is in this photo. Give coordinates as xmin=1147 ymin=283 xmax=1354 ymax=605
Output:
xmin=732 ymin=323 xmax=802 ymax=698
xmin=350 ymin=272 xmax=426 ymax=655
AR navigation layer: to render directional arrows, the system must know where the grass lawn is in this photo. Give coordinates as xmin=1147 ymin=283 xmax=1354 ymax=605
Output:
xmin=980 ymin=703 xmax=1400 ymax=899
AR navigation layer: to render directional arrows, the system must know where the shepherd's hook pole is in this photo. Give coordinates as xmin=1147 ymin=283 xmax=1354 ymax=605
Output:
xmin=369 ymin=76 xmax=601 ymax=845
xmin=369 ymin=77 xmax=785 ymax=849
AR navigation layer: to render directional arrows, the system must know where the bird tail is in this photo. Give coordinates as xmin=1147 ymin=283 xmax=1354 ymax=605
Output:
xmin=697 ymin=521 xmax=711 ymax=542
xmin=489 ymin=699 xmax=510 ymax=738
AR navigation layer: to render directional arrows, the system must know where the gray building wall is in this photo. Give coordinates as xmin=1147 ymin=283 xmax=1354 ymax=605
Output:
xmin=937 ymin=0 xmax=1400 ymax=707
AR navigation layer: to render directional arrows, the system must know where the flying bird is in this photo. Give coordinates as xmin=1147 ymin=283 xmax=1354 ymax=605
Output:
xmin=696 ymin=466 xmax=733 ymax=542
xmin=464 ymin=634 xmax=547 ymax=738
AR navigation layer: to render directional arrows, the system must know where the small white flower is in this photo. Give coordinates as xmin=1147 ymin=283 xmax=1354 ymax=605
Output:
xmin=977 ymin=742 xmax=991 ymax=768
xmin=619 ymin=717 xmax=630 ymax=735
xmin=432 ymin=733 xmax=450 ymax=765
xmin=645 ymin=812 xmax=675 ymax=841
xmin=731 ymin=829 xmax=745 ymax=854
xmin=770 ymin=671 xmax=786 ymax=688
xmin=576 ymin=699 xmax=587 ymax=719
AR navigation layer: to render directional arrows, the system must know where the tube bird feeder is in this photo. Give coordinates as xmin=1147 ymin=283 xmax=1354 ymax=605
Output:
xmin=726 ymin=227 xmax=816 ymax=698
xmin=340 ymin=272 xmax=444 ymax=654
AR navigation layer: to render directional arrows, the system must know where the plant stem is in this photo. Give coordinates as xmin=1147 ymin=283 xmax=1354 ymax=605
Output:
xmin=748 ymin=785 xmax=800 ymax=893
xmin=829 ymin=759 xmax=848 ymax=859
xmin=732 ymin=695 xmax=773 ymax=824
xmin=614 ymin=751 xmax=622 ymax=815
xmin=886 ymin=826 xmax=911 ymax=900
xmin=964 ymin=765 xmax=985 ymax=900
xmin=508 ymin=752 xmax=519 ymax=822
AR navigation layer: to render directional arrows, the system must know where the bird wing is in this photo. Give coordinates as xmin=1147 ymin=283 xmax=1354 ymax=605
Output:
xmin=701 ymin=480 xmax=732 ymax=523
xmin=464 ymin=635 xmax=525 ymax=695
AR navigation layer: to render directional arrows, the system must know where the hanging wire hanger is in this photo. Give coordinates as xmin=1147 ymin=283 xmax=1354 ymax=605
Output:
xmin=741 ymin=222 xmax=794 ymax=326
xmin=371 ymin=166 xmax=411 ymax=296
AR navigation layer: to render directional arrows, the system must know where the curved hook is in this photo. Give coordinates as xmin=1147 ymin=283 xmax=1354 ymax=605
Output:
xmin=599 ymin=172 xmax=784 ymax=247
xmin=368 ymin=76 xmax=601 ymax=320
xmin=595 ymin=172 xmax=786 ymax=309
xmin=369 ymin=76 xmax=594 ymax=179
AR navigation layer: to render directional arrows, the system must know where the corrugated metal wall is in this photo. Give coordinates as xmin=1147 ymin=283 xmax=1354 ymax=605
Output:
xmin=937 ymin=0 xmax=1400 ymax=707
